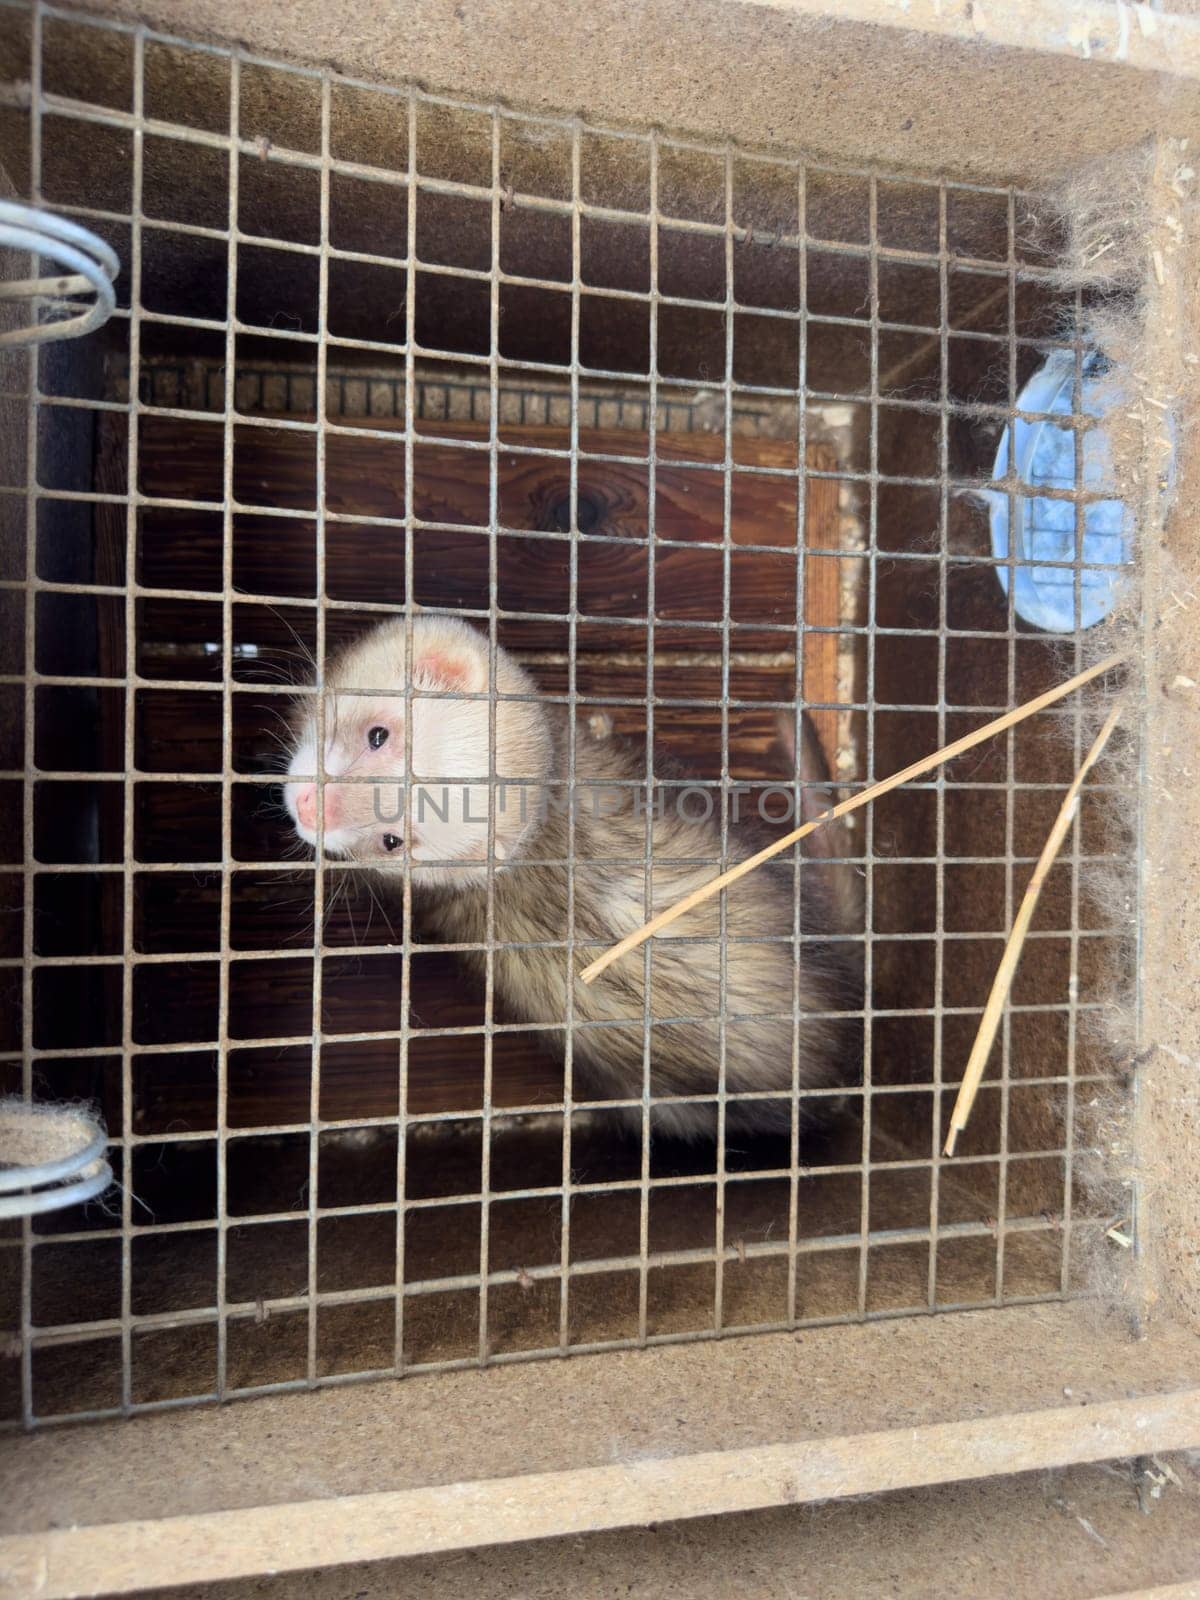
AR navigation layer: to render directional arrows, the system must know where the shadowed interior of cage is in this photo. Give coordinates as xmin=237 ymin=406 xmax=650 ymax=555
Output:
xmin=0 ymin=1 xmax=1135 ymax=1424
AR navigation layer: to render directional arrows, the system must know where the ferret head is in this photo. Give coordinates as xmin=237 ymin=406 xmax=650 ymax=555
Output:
xmin=283 ymin=616 xmax=553 ymax=889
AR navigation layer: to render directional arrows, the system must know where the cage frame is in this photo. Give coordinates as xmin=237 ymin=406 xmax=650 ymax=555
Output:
xmin=2 ymin=0 xmax=1200 ymax=1590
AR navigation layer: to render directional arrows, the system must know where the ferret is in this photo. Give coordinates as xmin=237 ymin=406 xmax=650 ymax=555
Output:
xmin=283 ymin=615 xmax=859 ymax=1141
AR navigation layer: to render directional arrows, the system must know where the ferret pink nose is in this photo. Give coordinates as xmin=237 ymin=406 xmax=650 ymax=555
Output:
xmin=294 ymin=784 xmax=342 ymax=832
xmin=294 ymin=784 xmax=318 ymax=829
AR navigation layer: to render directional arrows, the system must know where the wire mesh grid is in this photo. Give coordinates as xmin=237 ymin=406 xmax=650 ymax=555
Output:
xmin=0 ymin=0 xmax=1137 ymax=1427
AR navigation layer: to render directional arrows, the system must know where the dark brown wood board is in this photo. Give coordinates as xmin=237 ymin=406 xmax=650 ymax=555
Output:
xmin=133 ymin=418 xmax=839 ymax=623
xmin=93 ymin=410 xmax=849 ymax=1123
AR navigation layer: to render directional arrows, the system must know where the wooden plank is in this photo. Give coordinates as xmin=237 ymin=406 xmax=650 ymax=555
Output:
xmin=137 ymin=417 xmax=830 ymax=543
xmin=130 ymin=1028 xmax=566 ymax=1132
xmin=134 ymin=419 xmax=845 ymax=664
xmin=222 ymin=659 xmax=803 ymax=779
xmin=133 ymin=415 xmax=846 ymax=770
xmin=9 ymin=1304 xmax=1198 ymax=1520
xmin=5 ymin=1387 xmax=1200 ymax=1596
xmin=1090 ymin=1586 xmax=1200 ymax=1600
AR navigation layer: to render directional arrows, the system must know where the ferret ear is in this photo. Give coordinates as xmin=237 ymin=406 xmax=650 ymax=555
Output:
xmin=412 ymin=644 xmax=485 ymax=694
xmin=774 ymin=708 xmax=837 ymax=838
xmin=774 ymin=708 xmax=862 ymax=936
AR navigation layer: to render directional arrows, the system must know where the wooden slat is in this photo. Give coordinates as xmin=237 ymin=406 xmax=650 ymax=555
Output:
xmin=5 ymin=1385 xmax=1200 ymax=1596
xmin=221 ymin=658 xmax=801 ymax=779
xmin=131 ymin=1026 xmax=566 ymax=1134
xmin=134 ymin=418 xmax=844 ymax=659
xmin=134 ymin=414 xmax=846 ymax=757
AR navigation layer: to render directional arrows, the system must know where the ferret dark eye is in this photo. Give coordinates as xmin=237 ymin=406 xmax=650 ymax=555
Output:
xmin=368 ymin=726 xmax=389 ymax=750
xmin=381 ymin=833 xmax=402 ymax=852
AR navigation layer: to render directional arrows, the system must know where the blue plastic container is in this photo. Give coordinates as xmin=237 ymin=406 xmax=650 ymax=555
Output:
xmin=984 ymin=349 xmax=1130 ymax=633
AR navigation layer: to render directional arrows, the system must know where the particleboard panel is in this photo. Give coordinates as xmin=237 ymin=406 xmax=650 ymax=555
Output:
xmin=1136 ymin=143 xmax=1200 ymax=1342
xmin=19 ymin=1463 xmax=1200 ymax=1600
xmin=58 ymin=0 xmax=1200 ymax=185
xmin=1 ymin=1306 xmax=1199 ymax=1596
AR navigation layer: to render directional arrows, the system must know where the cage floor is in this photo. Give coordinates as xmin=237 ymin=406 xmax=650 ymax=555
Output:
xmin=19 ymin=1112 xmax=1075 ymax=1419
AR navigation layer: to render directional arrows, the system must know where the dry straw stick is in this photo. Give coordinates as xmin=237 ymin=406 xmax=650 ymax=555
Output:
xmin=942 ymin=703 xmax=1123 ymax=1156
xmin=579 ymin=652 xmax=1127 ymax=986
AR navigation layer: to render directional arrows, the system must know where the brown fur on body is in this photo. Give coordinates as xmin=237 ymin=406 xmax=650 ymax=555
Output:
xmin=284 ymin=616 xmax=859 ymax=1141
xmin=432 ymin=716 xmax=859 ymax=1140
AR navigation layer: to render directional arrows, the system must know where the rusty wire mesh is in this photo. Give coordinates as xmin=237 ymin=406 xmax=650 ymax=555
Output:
xmin=0 ymin=0 xmax=1137 ymax=1427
